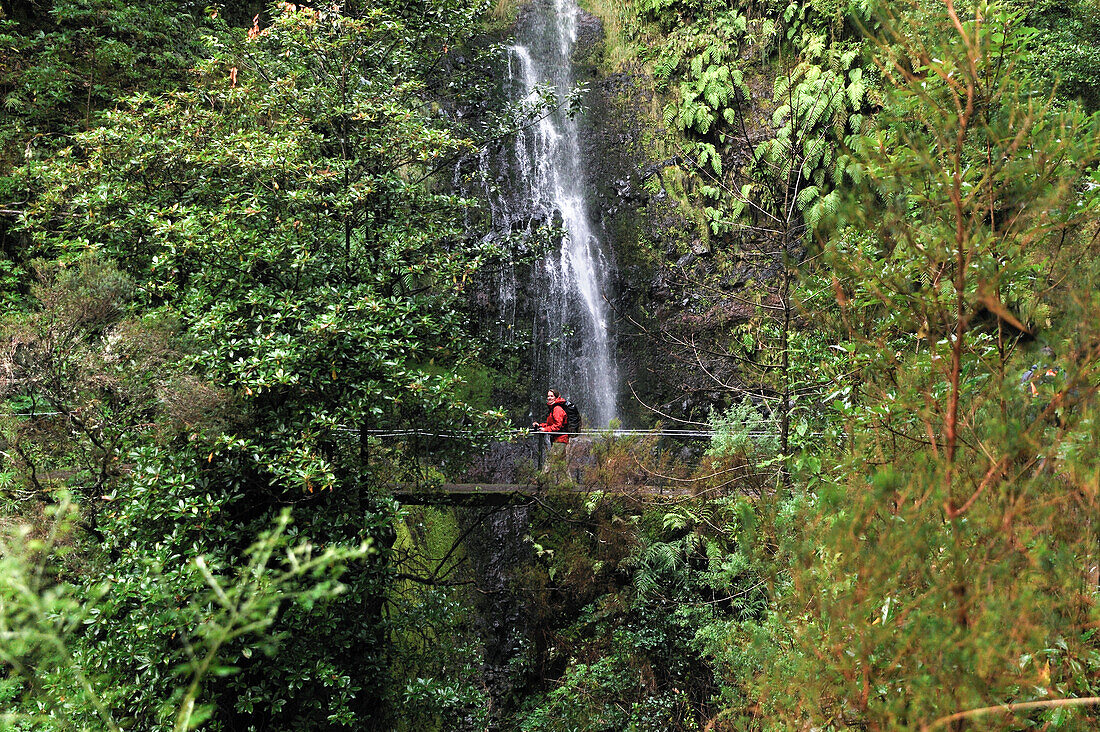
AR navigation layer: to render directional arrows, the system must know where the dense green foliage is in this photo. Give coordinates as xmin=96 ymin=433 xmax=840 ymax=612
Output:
xmin=0 ymin=0 xmax=210 ymax=299
xmin=602 ymin=0 xmax=1100 ymax=729
xmin=3 ymin=0 xmax=1100 ymax=729
xmin=740 ymin=3 xmax=1100 ymax=727
xmin=1014 ymin=0 xmax=1100 ymax=111
xmin=1 ymin=0 xmax=511 ymax=728
xmin=648 ymin=0 xmax=869 ymax=239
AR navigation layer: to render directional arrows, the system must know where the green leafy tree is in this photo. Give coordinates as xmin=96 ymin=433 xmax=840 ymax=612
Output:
xmin=0 ymin=256 xmax=207 ymax=504
xmin=19 ymin=3 xmax=502 ymax=499
xmin=0 ymin=0 xmax=202 ymax=137
xmin=738 ymin=2 xmax=1100 ymax=728
xmin=7 ymin=1 xmax=507 ymax=727
xmin=0 ymin=0 xmax=210 ymax=304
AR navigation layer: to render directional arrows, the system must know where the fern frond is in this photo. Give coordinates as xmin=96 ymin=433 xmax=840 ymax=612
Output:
xmin=841 ymin=47 xmax=860 ymax=71
xmin=774 ymin=73 xmax=792 ymax=101
xmin=803 ymin=138 xmax=826 ymax=168
xmin=773 ymin=103 xmax=791 ymax=127
xmin=663 ymin=102 xmax=679 ymax=128
xmin=691 ymin=53 xmax=704 ymax=78
xmin=846 ymin=79 xmax=865 ymax=109
xmin=796 ymin=185 xmax=821 ymax=210
xmin=803 ymin=32 xmax=826 ymax=59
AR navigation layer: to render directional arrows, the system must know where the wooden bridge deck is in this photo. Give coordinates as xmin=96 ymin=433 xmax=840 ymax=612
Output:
xmin=393 ymin=483 xmax=710 ymax=505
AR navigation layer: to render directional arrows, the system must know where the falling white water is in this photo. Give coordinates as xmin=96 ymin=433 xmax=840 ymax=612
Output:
xmin=490 ymin=0 xmax=619 ymax=428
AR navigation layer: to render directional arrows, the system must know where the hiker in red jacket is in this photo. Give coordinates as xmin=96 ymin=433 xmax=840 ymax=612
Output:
xmin=532 ymin=389 xmax=569 ymax=444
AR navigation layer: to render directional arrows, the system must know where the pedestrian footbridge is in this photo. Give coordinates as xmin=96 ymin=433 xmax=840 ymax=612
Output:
xmin=375 ymin=428 xmax=777 ymax=506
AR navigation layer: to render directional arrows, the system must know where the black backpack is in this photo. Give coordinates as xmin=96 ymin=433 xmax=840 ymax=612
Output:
xmin=559 ymin=401 xmax=582 ymax=435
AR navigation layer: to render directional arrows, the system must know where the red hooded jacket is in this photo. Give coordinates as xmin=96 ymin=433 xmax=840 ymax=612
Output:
xmin=538 ymin=397 xmax=569 ymax=443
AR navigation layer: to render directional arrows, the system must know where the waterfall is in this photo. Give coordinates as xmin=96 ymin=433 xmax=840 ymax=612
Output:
xmin=490 ymin=0 xmax=619 ymax=428
xmin=445 ymin=6 xmax=620 ymax=720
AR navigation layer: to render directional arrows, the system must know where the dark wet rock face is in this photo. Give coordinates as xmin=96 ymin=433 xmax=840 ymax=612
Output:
xmin=572 ymin=22 xmax=717 ymax=426
xmin=461 ymin=439 xmax=540 ymax=484
xmin=570 ymin=10 xmax=791 ymax=426
xmin=459 ymin=504 xmax=534 ymax=730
